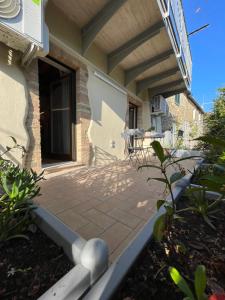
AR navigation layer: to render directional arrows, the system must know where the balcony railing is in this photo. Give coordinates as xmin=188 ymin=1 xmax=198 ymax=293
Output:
xmin=157 ymin=0 xmax=192 ymax=88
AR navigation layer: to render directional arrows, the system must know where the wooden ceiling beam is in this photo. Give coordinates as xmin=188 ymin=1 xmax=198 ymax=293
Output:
xmin=136 ymin=67 xmax=180 ymax=94
xmin=82 ymin=0 xmax=128 ymax=54
xmin=162 ymin=88 xmax=186 ymax=98
xmin=108 ymin=20 xmax=164 ymax=73
xmin=125 ymin=49 xmax=174 ymax=85
xmin=148 ymin=79 xmax=184 ymax=96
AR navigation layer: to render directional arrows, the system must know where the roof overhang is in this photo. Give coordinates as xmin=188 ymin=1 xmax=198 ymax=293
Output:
xmin=52 ymin=0 xmax=192 ymax=98
xmin=186 ymin=92 xmax=205 ymax=114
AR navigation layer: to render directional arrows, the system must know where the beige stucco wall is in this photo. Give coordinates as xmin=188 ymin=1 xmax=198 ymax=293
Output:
xmin=161 ymin=93 xmax=204 ymax=148
xmin=167 ymin=93 xmax=202 ymax=125
xmin=0 ymin=43 xmax=29 ymax=165
xmin=87 ymin=67 xmax=127 ymax=165
xmin=166 ymin=93 xmax=203 ymax=133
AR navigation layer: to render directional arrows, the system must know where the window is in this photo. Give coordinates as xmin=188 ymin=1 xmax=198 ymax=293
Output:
xmin=175 ymin=94 xmax=180 ymax=106
xmin=193 ymin=109 xmax=196 ymax=120
xmin=151 ymin=116 xmax=162 ymax=133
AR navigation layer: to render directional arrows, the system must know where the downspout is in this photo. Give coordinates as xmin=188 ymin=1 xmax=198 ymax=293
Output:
xmin=21 ymin=43 xmax=38 ymax=67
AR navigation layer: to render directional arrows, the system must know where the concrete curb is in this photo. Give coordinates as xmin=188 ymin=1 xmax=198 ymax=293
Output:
xmin=172 ymin=149 xmax=203 ymax=158
xmin=190 ymin=183 xmax=222 ymax=199
xmin=83 ymin=159 xmax=203 ymax=300
xmin=34 ymin=207 xmax=109 ymax=300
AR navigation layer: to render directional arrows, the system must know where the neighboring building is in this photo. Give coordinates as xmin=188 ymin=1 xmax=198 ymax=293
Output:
xmin=150 ymin=92 xmax=204 ymax=149
xmin=0 ymin=0 xmax=193 ymax=171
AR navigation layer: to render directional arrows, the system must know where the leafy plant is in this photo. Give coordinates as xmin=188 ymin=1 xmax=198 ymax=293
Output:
xmin=181 ymin=185 xmax=223 ymax=230
xmin=195 ymin=137 xmax=225 ymax=193
xmin=139 ymin=140 xmax=198 ymax=241
xmin=191 ymin=164 xmax=225 ymax=185
xmin=169 ymin=265 xmax=207 ymax=300
xmin=0 ymin=138 xmax=43 ymax=242
xmin=181 ymin=136 xmax=225 ymax=229
xmin=175 ymin=136 xmax=184 ymax=150
xmin=145 ymin=126 xmax=155 ymax=132
xmin=0 ymin=136 xmax=26 ymax=160
xmin=197 ymin=88 xmax=225 ymax=162
xmin=190 ymin=123 xmax=199 ymax=139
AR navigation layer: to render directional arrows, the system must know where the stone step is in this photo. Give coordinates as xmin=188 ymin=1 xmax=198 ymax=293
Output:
xmin=42 ymin=161 xmax=84 ymax=177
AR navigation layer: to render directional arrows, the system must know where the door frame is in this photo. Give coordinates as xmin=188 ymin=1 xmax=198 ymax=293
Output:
xmin=129 ymin=103 xmax=138 ymax=129
xmin=39 ymin=56 xmax=76 ymax=162
xmin=128 ymin=103 xmax=138 ymax=147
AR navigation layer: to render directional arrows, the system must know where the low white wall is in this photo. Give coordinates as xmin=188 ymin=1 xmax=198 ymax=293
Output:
xmin=87 ymin=68 xmax=127 ymax=165
xmin=0 ymin=43 xmax=29 ymax=165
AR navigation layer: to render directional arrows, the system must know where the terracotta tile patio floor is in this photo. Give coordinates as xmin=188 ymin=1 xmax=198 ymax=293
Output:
xmin=36 ymin=159 xmax=196 ymax=262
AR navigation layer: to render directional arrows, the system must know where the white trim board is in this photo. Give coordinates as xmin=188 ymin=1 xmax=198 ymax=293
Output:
xmin=93 ymin=71 xmax=127 ymax=95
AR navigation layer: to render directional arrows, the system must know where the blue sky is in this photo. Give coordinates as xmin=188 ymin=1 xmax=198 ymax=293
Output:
xmin=183 ymin=0 xmax=225 ymax=112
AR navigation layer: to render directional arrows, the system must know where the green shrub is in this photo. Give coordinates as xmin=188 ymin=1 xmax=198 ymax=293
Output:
xmin=181 ymin=136 xmax=225 ymax=229
xmin=198 ymin=88 xmax=225 ymax=162
xmin=0 ymin=138 xmax=43 ymax=242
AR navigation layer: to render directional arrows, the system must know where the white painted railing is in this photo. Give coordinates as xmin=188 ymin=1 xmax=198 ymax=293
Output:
xmin=170 ymin=0 xmax=192 ymax=81
xmin=157 ymin=0 xmax=192 ymax=87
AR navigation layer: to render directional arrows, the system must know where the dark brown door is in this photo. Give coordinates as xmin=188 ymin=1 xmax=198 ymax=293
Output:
xmin=129 ymin=103 xmax=138 ymax=129
xmin=129 ymin=103 xmax=138 ymax=146
xmin=50 ymin=75 xmax=73 ymax=160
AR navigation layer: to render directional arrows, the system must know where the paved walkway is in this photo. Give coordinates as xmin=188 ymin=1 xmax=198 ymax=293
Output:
xmin=36 ymin=159 xmax=196 ymax=262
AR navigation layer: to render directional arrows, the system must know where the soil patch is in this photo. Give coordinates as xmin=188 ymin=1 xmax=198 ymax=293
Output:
xmin=0 ymin=228 xmax=73 ymax=299
xmin=115 ymin=199 xmax=225 ymax=300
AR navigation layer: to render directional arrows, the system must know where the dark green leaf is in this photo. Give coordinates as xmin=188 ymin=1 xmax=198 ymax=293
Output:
xmin=195 ymin=136 xmax=225 ymax=148
xmin=173 ymin=214 xmax=184 ymax=220
xmin=147 ymin=177 xmax=167 ymax=184
xmin=156 ymin=199 xmax=166 ymax=210
xmin=170 ymin=172 xmax=184 ymax=184
xmin=1 ymin=176 xmax=10 ymax=195
xmin=169 ymin=267 xmax=195 ymax=299
xmin=165 ymin=205 xmax=174 ymax=216
xmin=151 ymin=141 xmax=166 ymax=163
xmin=138 ymin=164 xmax=162 ymax=170
xmin=201 ymin=174 xmax=225 ymax=184
xmin=7 ymin=234 xmax=29 ymax=241
xmin=203 ymin=215 xmax=216 ymax=230
xmin=153 ymin=214 xmax=166 ymax=241
xmin=167 ymin=156 xmax=201 ymax=167
xmin=213 ymin=164 xmax=225 ymax=172
xmin=11 ymin=182 xmax=19 ymax=199
xmin=194 ymin=265 xmax=207 ymax=300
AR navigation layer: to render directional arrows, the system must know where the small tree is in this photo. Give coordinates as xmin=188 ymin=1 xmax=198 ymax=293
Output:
xmin=199 ymin=87 xmax=225 ymax=161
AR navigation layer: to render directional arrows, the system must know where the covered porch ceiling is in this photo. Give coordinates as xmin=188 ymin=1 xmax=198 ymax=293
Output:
xmin=52 ymin=0 xmax=190 ymax=97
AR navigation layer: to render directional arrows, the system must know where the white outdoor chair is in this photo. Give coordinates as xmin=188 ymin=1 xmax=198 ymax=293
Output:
xmin=121 ymin=129 xmax=152 ymax=167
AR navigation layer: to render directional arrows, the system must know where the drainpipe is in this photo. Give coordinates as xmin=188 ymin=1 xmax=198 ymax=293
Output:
xmin=21 ymin=43 xmax=38 ymax=67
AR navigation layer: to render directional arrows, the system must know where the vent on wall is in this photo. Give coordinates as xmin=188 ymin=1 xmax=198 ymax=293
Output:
xmin=0 ymin=0 xmax=21 ymax=19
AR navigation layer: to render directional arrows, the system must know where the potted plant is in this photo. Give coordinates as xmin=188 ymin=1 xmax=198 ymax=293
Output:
xmin=144 ymin=126 xmax=155 ymax=137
